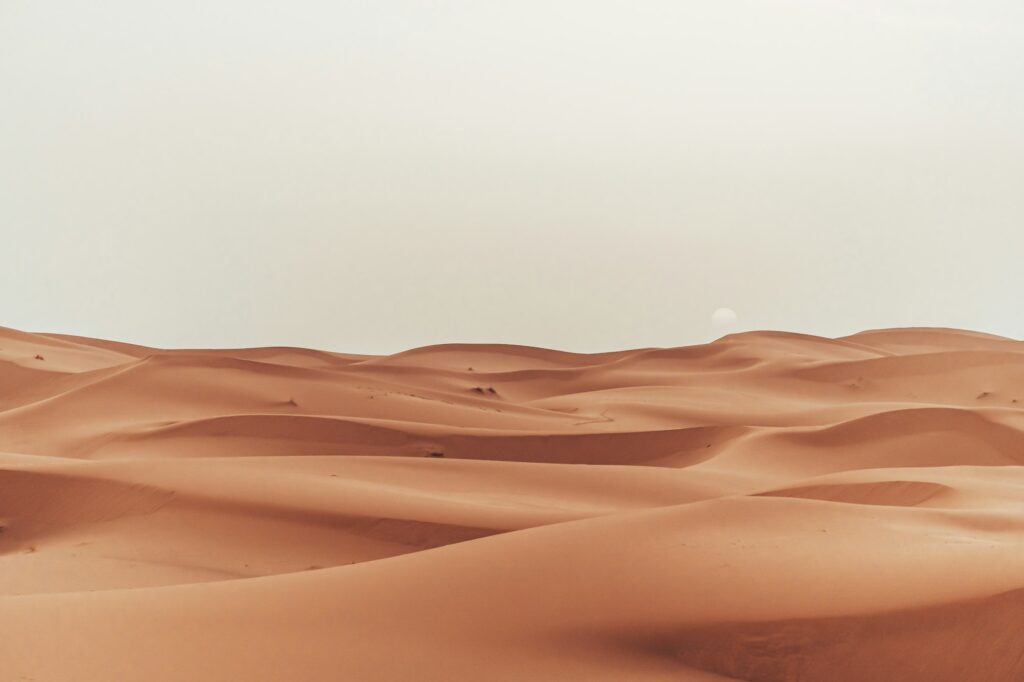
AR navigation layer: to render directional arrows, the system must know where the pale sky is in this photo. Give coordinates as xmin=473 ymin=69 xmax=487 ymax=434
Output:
xmin=2 ymin=1 xmax=1022 ymax=352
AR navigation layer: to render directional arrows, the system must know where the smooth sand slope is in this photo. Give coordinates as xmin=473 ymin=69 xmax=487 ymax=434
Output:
xmin=1 ymin=325 xmax=1023 ymax=681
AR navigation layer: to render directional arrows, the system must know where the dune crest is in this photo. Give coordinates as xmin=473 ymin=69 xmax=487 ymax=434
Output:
xmin=2 ymin=325 xmax=1023 ymax=680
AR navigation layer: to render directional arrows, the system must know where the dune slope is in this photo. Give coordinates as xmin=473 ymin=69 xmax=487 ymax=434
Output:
xmin=1 ymin=324 xmax=1023 ymax=681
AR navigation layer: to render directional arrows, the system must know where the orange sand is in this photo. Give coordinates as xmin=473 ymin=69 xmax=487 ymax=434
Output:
xmin=1 ymin=325 xmax=1022 ymax=680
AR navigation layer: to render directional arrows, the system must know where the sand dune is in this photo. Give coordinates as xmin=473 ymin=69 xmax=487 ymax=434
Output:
xmin=2 ymin=324 xmax=1023 ymax=680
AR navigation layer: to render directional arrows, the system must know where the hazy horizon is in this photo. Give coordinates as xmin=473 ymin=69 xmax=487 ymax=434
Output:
xmin=3 ymin=1 xmax=1022 ymax=353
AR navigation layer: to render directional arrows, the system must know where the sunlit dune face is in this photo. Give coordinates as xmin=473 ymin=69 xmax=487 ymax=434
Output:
xmin=2 ymin=325 xmax=1024 ymax=681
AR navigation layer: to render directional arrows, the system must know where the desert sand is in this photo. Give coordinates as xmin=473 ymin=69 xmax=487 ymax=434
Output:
xmin=1 ymin=324 xmax=1023 ymax=681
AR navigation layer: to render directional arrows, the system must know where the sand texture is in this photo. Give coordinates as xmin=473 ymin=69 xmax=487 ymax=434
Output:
xmin=2 ymin=325 xmax=1023 ymax=681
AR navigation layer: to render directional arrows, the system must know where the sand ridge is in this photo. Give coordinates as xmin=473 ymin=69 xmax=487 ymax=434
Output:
xmin=1 ymin=324 xmax=1023 ymax=680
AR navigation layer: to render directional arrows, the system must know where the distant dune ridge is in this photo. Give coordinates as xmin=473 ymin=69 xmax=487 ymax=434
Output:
xmin=1 ymin=324 xmax=1023 ymax=681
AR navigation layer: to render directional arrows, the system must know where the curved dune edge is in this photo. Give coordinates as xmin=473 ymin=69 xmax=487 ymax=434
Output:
xmin=755 ymin=479 xmax=954 ymax=506
xmin=654 ymin=587 xmax=1024 ymax=682
xmin=2 ymin=325 xmax=1024 ymax=680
